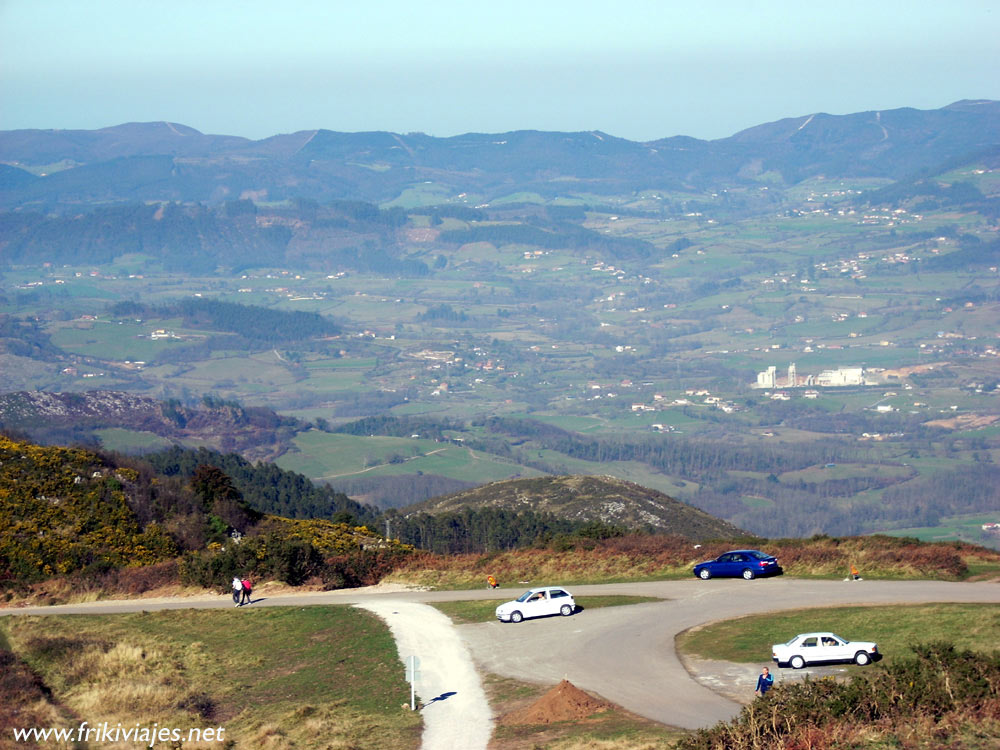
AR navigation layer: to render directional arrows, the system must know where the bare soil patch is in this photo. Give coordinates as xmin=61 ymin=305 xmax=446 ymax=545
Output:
xmin=923 ymin=413 xmax=999 ymax=430
xmin=500 ymin=679 xmax=612 ymax=725
xmin=486 ymin=674 xmax=679 ymax=749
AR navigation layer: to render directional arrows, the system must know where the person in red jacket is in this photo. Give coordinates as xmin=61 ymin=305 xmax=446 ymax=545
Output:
xmin=240 ymin=577 xmax=253 ymax=605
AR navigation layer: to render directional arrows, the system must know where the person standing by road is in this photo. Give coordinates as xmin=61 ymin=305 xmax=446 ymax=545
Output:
xmin=755 ymin=666 xmax=773 ymax=697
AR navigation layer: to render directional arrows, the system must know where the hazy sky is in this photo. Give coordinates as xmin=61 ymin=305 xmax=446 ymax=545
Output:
xmin=1 ymin=0 xmax=997 ymax=142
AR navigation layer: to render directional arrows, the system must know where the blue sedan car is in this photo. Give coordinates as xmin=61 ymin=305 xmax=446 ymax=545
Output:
xmin=693 ymin=549 xmax=782 ymax=580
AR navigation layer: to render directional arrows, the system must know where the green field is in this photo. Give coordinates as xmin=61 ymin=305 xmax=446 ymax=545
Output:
xmin=886 ymin=514 xmax=1000 ymax=547
xmin=277 ymin=431 xmax=546 ymax=485
xmin=677 ymin=603 xmax=1000 ymax=665
xmin=92 ymin=428 xmax=176 ymax=452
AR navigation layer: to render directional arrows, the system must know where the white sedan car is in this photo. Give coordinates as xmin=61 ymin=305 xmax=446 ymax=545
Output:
xmin=772 ymin=632 xmax=880 ymax=669
xmin=495 ymin=586 xmax=576 ymax=623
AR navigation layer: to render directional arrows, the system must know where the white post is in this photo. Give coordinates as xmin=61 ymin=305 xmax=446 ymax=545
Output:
xmin=405 ymin=655 xmax=420 ymax=711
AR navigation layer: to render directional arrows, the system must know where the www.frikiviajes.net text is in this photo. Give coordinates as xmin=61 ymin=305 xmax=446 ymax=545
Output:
xmin=10 ymin=722 xmax=225 ymax=746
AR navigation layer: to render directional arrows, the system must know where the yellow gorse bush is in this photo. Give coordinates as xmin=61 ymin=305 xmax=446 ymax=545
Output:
xmin=0 ymin=436 xmax=177 ymax=581
xmin=260 ymin=516 xmax=412 ymax=555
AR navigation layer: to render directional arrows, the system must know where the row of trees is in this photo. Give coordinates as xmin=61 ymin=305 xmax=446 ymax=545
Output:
xmin=385 ymin=507 xmax=625 ymax=555
xmin=111 ymin=298 xmax=340 ymax=344
xmin=144 ymin=446 xmax=379 ymax=526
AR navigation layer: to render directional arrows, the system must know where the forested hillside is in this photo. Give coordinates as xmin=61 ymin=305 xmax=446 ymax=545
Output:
xmin=0 ymin=391 xmax=301 ymax=460
xmin=144 ymin=445 xmax=378 ymax=525
xmin=111 ymin=297 xmax=340 ymax=343
xmin=0 ymin=435 xmax=411 ymax=593
xmin=405 ymin=475 xmax=748 ymax=541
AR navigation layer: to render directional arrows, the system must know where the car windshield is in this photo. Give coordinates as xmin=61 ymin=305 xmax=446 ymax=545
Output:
xmin=516 ymin=591 xmax=537 ymax=603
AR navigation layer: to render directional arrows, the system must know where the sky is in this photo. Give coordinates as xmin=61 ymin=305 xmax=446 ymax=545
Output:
xmin=1 ymin=0 xmax=998 ymax=143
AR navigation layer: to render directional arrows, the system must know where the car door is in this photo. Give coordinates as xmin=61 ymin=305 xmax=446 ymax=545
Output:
xmin=523 ymin=591 xmax=549 ymax=618
xmin=548 ymin=589 xmax=571 ymax=614
xmin=715 ymin=553 xmax=736 ymax=576
xmin=728 ymin=553 xmax=749 ymax=576
xmin=799 ymin=635 xmax=820 ymax=663
xmin=823 ymin=635 xmax=851 ymax=661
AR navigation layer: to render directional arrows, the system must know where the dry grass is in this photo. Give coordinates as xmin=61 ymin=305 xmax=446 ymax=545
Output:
xmin=386 ymin=535 xmax=1000 ymax=589
xmin=0 ymin=606 xmax=421 ymax=749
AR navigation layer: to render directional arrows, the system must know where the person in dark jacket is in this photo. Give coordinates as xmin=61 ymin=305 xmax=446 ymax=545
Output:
xmin=755 ymin=666 xmax=774 ymax=697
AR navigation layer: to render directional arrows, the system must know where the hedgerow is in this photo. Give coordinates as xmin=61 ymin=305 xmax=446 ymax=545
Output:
xmin=679 ymin=642 xmax=1000 ymax=749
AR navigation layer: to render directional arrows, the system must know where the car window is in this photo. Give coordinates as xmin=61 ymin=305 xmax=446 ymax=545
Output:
xmin=550 ymin=590 xmax=567 ymax=598
xmin=718 ymin=554 xmax=732 ymax=562
xmin=733 ymin=554 xmax=747 ymax=562
xmin=748 ymin=550 xmax=768 ymax=559
xmin=516 ymin=591 xmax=534 ymax=603
xmin=803 ymin=637 xmax=818 ymax=647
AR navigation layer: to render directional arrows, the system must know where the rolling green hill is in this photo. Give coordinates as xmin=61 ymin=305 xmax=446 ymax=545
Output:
xmin=404 ymin=474 xmax=748 ymax=541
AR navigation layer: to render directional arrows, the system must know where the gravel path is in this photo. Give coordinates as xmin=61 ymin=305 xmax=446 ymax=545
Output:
xmin=355 ymin=600 xmax=492 ymax=750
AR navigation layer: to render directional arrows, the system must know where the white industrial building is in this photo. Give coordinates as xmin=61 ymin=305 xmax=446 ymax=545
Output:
xmin=815 ymin=367 xmax=865 ymax=387
xmin=753 ymin=365 xmax=866 ymax=388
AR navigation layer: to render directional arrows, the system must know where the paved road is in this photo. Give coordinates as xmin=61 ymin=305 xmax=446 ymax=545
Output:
xmin=459 ymin=578 xmax=1000 ymax=729
xmin=3 ymin=577 xmax=998 ymax=731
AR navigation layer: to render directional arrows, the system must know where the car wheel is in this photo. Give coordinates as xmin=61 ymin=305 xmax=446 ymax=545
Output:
xmin=698 ymin=569 xmax=711 ymax=580
xmin=742 ymin=568 xmax=756 ymax=580
xmin=510 ymin=611 xmax=523 ymax=623
xmin=790 ymin=655 xmax=805 ymax=669
xmin=560 ymin=604 xmax=573 ymax=616
xmin=854 ymin=651 xmax=870 ymax=666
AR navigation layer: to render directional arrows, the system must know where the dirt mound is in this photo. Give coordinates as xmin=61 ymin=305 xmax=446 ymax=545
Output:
xmin=500 ymin=679 xmax=611 ymax=725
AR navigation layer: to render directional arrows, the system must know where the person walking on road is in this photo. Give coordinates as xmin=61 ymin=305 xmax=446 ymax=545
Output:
xmin=231 ymin=576 xmax=243 ymax=606
xmin=755 ymin=666 xmax=773 ymax=697
xmin=240 ymin=577 xmax=253 ymax=605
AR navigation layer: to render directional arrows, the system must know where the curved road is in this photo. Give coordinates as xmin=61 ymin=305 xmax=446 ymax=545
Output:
xmin=3 ymin=578 xmax=998 ymax=732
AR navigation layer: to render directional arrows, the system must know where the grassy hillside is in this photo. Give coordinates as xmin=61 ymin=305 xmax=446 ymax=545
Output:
xmin=385 ymin=534 xmax=1000 ymax=590
xmin=0 ymin=606 xmax=421 ymax=747
xmin=405 ymin=475 xmax=748 ymax=540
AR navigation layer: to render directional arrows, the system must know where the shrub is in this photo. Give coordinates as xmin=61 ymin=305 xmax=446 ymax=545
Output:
xmin=320 ymin=548 xmax=412 ymax=590
xmin=678 ymin=643 xmax=1000 ymax=750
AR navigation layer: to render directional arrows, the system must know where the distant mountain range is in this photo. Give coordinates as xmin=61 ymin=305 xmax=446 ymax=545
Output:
xmin=1 ymin=100 xmax=998 ymax=210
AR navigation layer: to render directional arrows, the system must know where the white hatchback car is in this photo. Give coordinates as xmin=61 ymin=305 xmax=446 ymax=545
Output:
xmin=495 ymin=586 xmax=576 ymax=623
xmin=772 ymin=632 xmax=880 ymax=669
